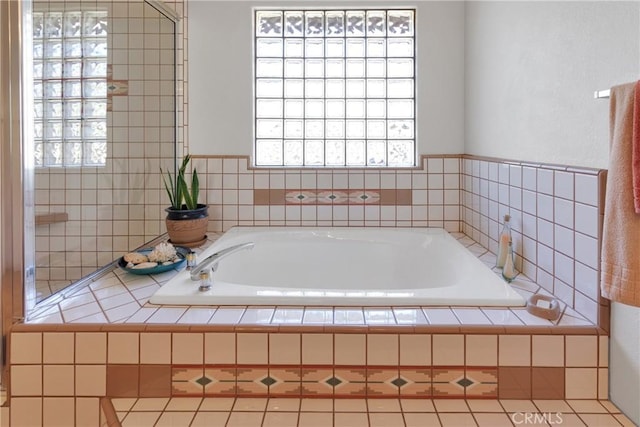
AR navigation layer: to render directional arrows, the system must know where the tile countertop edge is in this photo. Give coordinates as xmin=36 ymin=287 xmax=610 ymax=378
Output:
xmin=9 ymin=322 xmax=606 ymax=335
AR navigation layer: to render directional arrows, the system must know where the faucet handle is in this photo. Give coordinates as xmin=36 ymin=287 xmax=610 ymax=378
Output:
xmin=198 ymin=271 xmax=212 ymax=292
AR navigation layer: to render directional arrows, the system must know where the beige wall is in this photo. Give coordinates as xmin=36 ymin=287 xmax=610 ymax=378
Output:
xmin=464 ymin=1 xmax=639 ymax=169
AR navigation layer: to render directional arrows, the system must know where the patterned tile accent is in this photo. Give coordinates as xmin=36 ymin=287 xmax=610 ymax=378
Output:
xmin=268 ymin=367 xmax=302 ymax=396
xmin=171 ymin=366 xmax=206 ymax=396
xmin=165 ymin=365 xmax=500 ymax=399
xmin=300 ymin=367 xmax=334 ymax=397
xmin=431 ymin=367 xmax=498 ymax=399
xmin=203 ymin=366 xmax=236 ymax=396
xmin=399 ymin=368 xmax=432 ymax=397
xmin=333 ymin=367 xmax=367 ymax=397
xmin=256 ymin=189 xmax=411 ymax=205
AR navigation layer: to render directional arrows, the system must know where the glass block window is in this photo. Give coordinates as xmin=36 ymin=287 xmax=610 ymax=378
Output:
xmin=254 ymin=9 xmax=416 ymax=167
xmin=32 ymin=10 xmax=108 ymax=167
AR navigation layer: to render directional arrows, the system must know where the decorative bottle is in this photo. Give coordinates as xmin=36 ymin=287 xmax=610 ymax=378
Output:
xmin=502 ymin=240 xmax=517 ymax=282
xmin=495 ymin=214 xmax=511 ymax=268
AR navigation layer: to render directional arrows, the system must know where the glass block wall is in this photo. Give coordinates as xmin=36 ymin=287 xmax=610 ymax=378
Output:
xmin=32 ymin=10 xmax=108 ymax=167
xmin=254 ymin=9 xmax=416 ymax=167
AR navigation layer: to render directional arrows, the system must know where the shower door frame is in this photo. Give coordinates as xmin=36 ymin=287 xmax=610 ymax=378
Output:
xmin=0 ymin=0 xmax=35 ymax=385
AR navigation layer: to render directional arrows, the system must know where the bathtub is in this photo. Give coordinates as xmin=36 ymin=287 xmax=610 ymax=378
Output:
xmin=150 ymin=227 xmax=526 ymax=306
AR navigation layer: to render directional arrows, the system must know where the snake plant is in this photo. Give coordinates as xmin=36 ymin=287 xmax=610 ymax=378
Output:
xmin=161 ymin=154 xmax=200 ymax=210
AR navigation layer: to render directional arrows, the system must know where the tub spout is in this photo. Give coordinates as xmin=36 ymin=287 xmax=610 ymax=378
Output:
xmin=190 ymin=242 xmax=254 ymax=281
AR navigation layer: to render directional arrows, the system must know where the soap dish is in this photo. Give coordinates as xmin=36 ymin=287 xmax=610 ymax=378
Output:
xmin=526 ymin=294 xmax=561 ymax=320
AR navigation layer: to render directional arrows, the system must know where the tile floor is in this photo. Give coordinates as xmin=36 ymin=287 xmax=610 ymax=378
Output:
xmin=26 ymin=232 xmax=594 ymax=328
xmin=112 ymin=397 xmax=635 ymax=427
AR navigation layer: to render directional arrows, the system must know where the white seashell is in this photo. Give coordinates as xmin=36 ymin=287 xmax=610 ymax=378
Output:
xmin=131 ymin=262 xmax=158 ymax=269
xmin=162 ymin=261 xmax=173 ymax=266
xmin=126 ymin=262 xmax=134 ymax=269
xmin=124 ymin=252 xmax=148 ymax=264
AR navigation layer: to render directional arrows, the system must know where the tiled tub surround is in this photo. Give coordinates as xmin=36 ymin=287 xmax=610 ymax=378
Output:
xmin=460 ymin=156 xmax=607 ymax=328
xmin=183 ymin=154 xmax=604 ymax=327
xmin=10 ymin=231 xmax=609 ymax=418
xmin=10 ymin=155 xmax=613 ymax=422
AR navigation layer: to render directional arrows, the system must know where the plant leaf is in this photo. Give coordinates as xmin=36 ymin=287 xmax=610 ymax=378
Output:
xmin=191 ymin=169 xmax=199 ymax=209
xmin=160 ymin=167 xmax=177 ymax=209
xmin=179 ymin=174 xmax=194 ymax=209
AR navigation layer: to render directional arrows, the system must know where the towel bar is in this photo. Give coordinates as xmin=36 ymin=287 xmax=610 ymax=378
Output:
xmin=594 ymin=89 xmax=610 ymax=99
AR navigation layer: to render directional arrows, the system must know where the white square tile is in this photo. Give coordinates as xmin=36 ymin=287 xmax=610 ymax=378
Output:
xmin=575 ymin=203 xmax=599 ymax=238
xmin=574 ymin=174 xmax=598 ymax=206
xmin=522 ymin=167 xmax=537 ymax=191
xmin=432 ymin=334 xmax=464 ymax=365
xmin=428 ymin=158 xmax=444 ymax=173
xmin=574 ymin=232 xmax=599 ymax=268
xmin=429 ymin=174 xmax=444 ymax=189
xmin=11 ymin=333 xmax=42 ymax=364
xmin=498 ymin=335 xmax=531 ymax=366
xmin=537 ymin=194 xmax=554 ymax=221
xmin=498 ymin=183 xmax=509 ymax=205
xmin=399 ymin=334 xmax=431 ymax=366
xmin=537 ymin=168 xmax=554 ymax=195
xmin=554 ymin=252 xmax=574 ymax=288
xmin=565 ymin=368 xmax=597 ymax=399
xmin=532 ymin=335 xmax=564 ymax=366
xmin=498 ymin=163 xmax=510 ymax=184
xmin=397 ymin=173 xmax=412 ymax=189
xmin=566 ymin=335 xmax=598 ymax=367
xmin=537 ymin=243 xmax=554 ymax=276
xmin=522 ymin=213 xmax=536 ymax=239
xmin=537 ymin=218 xmax=554 ymax=247
xmin=554 ymin=198 xmax=574 ymax=228
xmin=411 ymin=172 xmax=428 ymax=190
xmin=575 ymin=291 xmax=598 ymax=324
xmin=367 ymin=334 xmax=398 ymax=365
xmin=466 ymin=335 xmax=497 ymax=366
xmin=575 ymin=262 xmax=598 ymax=301
xmin=554 ymin=171 xmax=574 ymax=200
xmin=522 ymin=190 xmax=536 ymax=215
xmin=488 ymin=162 xmax=498 ymax=181
xmin=509 ymin=165 xmax=522 ymax=188
xmin=444 ymin=158 xmax=459 ymax=173
xmin=554 ymin=225 xmax=574 ymax=257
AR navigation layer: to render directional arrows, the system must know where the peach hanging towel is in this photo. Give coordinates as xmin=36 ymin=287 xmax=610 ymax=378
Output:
xmin=601 ymin=82 xmax=640 ymax=307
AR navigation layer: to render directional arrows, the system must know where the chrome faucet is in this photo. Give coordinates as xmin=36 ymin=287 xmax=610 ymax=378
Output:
xmin=190 ymin=242 xmax=255 ymax=282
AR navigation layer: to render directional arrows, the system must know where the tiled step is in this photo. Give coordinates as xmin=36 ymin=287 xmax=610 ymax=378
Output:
xmin=106 ymin=397 xmax=635 ymax=427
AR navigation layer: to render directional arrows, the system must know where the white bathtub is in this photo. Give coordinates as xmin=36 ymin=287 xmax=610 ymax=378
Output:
xmin=150 ymin=227 xmax=525 ymax=306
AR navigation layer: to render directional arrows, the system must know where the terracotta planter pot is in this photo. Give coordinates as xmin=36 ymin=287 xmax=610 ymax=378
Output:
xmin=165 ymin=204 xmax=208 ymax=248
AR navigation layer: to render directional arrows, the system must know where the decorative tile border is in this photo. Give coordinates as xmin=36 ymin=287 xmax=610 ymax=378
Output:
xmin=166 ymin=365 xmax=497 ymax=399
xmin=104 ymin=362 xmax=595 ymax=400
xmin=253 ymin=189 xmax=412 ymax=205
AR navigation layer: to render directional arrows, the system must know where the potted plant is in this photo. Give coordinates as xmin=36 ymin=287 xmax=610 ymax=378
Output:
xmin=161 ymin=154 xmax=208 ymax=247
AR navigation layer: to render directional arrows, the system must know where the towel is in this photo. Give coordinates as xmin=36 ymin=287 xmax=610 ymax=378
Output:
xmin=601 ymin=82 xmax=640 ymax=307
xmin=633 ymin=81 xmax=640 ymax=213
